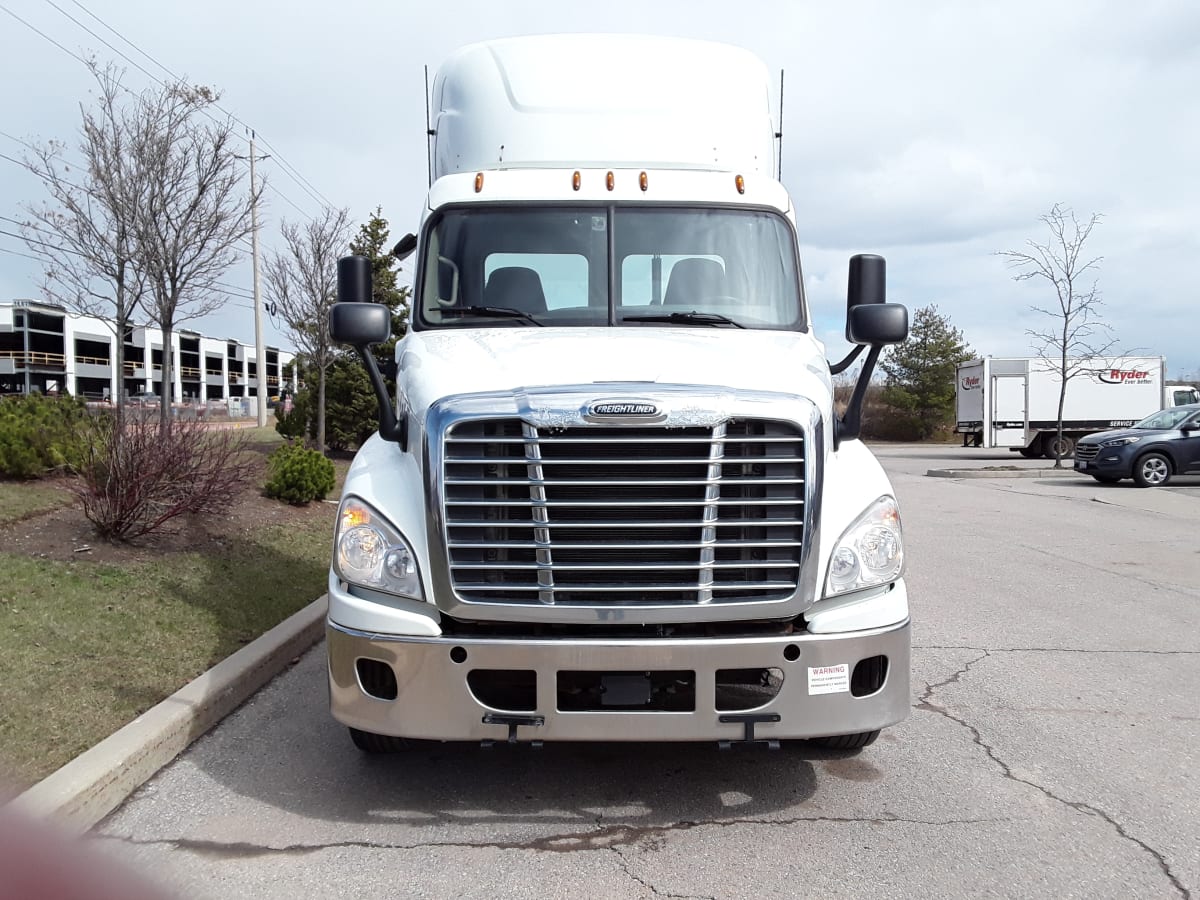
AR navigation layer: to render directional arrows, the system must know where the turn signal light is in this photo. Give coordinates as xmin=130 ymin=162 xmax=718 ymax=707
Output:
xmin=572 ymin=171 xmax=581 ymax=191
xmin=474 ymin=172 xmax=484 ymax=193
xmin=639 ymin=171 xmax=648 ymax=191
xmin=735 ymin=174 xmax=745 ymax=194
xmin=606 ymin=171 xmax=615 ymax=191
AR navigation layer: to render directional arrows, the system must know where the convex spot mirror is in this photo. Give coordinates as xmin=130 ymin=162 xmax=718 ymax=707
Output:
xmin=847 ymin=303 xmax=909 ymax=346
xmin=392 ymin=233 xmax=417 ymax=261
xmin=330 ymin=302 xmax=390 ymax=346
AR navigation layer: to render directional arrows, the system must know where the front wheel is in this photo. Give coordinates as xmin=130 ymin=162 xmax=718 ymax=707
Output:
xmin=811 ymin=730 xmax=881 ymax=750
xmin=1133 ymin=452 xmax=1172 ymax=488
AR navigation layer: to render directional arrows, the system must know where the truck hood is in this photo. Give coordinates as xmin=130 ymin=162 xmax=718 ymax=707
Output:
xmin=398 ymin=326 xmax=832 ymax=414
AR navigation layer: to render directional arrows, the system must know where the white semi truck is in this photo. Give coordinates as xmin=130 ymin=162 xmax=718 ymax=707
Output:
xmin=326 ymin=34 xmax=911 ymax=752
xmin=956 ymin=356 xmax=1199 ymax=458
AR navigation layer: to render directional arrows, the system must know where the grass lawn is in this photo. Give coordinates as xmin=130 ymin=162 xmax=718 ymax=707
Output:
xmin=0 ymin=480 xmax=74 ymax=523
xmin=0 ymin=433 xmax=346 ymax=799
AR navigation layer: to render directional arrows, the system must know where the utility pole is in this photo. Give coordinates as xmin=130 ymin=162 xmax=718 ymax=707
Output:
xmin=249 ymin=131 xmax=267 ymax=427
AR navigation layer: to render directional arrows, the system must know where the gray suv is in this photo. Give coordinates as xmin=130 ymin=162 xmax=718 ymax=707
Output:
xmin=1074 ymin=403 xmax=1200 ymax=487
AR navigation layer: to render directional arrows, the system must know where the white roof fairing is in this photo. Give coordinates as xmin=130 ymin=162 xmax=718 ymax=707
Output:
xmin=430 ymin=34 xmax=778 ymax=179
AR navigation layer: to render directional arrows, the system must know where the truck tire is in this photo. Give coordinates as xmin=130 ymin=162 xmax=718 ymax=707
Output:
xmin=1042 ymin=435 xmax=1075 ymax=460
xmin=811 ymin=730 xmax=881 ymax=750
xmin=1132 ymin=452 xmax=1172 ymax=488
xmin=348 ymin=727 xmax=413 ymax=753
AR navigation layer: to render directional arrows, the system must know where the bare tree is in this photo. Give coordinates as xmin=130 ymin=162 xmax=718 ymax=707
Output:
xmin=998 ymin=204 xmax=1118 ymax=467
xmin=21 ymin=63 xmax=148 ymax=415
xmin=263 ymin=207 xmax=352 ymax=452
xmin=131 ymin=81 xmax=258 ymax=426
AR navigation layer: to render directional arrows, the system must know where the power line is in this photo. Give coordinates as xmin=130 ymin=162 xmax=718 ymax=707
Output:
xmin=40 ymin=0 xmax=167 ymax=94
xmin=0 ymin=227 xmax=72 ymax=253
xmin=61 ymin=0 xmax=335 ymax=210
xmin=0 ymin=244 xmax=43 ymax=262
xmin=6 ymin=0 xmax=328 ymax=222
xmin=0 ymin=1 xmax=91 ymax=67
xmin=1 ymin=225 xmax=261 ymax=305
xmin=0 ymin=128 xmax=38 ymax=153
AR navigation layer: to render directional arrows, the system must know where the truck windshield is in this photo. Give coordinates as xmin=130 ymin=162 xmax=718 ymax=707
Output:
xmin=416 ymin=206 xmax=804 ymax=330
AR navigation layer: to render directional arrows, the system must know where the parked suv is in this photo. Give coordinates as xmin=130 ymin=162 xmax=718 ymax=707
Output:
xmin=1074 ymin=403 xmax=1200 ymax=486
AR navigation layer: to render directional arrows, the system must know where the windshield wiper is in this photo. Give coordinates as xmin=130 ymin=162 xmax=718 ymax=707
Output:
xmin=440 ymin=306 xmax=544 ymax=326
xmin=622 ymin=311 xmax=745 ymax=329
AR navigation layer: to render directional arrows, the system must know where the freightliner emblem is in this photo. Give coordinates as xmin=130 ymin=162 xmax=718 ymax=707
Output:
xmin=590 ymin=402 xmax=658 ymax=416
xmin=584 ymin=399 xmax=666 ymax=423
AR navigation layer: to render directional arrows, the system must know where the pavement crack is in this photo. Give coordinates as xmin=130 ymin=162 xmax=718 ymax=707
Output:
xmin=918 ymin=654 xmax=1190 ymax=899
xmin=610 ymin=844 xmax=715 ymax=900
xmin=112 ymin=813 xmax=994 ymax=861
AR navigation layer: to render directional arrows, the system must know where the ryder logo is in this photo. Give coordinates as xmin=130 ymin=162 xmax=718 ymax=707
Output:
xmin=1098 ymin=369 xmax=1150 ymax=385
xmin=961 ymin=375 xmax=981 ymax=390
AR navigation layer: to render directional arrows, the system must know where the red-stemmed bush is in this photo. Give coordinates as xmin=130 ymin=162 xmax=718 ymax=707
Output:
xmin=73 ymin=416 xmax=255 ymax=541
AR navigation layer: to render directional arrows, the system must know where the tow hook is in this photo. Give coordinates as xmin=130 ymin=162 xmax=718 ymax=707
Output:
xmin=481 ymin=713 xmax=545 ymax=748
xmin=717 ymin=713 xmax=782 ymax=750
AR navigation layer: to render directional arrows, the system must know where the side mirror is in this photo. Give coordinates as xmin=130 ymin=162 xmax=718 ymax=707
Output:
xmin=330 ymin=302 xmax=391 ymax=346
xmin=847 ymin=303 xmax=909 ymax=346
xmin=332 ymin=254 xmax=405 ymax=445
xmin=1182 ymin=420 xmax=1200 ymax=433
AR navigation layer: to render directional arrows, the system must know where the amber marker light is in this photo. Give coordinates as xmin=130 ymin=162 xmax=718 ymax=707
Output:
xmin=639 ymin=171 xmax=648 ymax=191
xmin=735 ymin=174 xmax=745 ymax=194
xmin=341 ymin=506 xmax=370 ymax=529
xmin=606 ymin=171 xmax=615 ymax=191
xmin=572 ymin=171 xmax=581 ymax=191
xmin=474 ymin=172 xmax=484 ymax=193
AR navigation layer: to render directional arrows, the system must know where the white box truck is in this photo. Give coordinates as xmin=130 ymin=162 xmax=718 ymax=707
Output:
xmin=325 ymin=34 xmax=911 ymax=752
xmin=956 ymin=356 xmax=1199 ymax=458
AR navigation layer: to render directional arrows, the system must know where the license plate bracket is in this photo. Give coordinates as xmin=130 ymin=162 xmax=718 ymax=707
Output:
xmin=601 ymin=673 xmax=652 ymax=706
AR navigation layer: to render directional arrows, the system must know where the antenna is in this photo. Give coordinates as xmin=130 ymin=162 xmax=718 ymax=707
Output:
xmin=776 ymin=69 xmax=785 ymax=182
xmin=425 ymin=64 xmax=434 ymax=187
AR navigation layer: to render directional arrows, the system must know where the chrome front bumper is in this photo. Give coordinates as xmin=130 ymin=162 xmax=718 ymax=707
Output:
xmin=327 ymin=617 xmax=911 ymax=743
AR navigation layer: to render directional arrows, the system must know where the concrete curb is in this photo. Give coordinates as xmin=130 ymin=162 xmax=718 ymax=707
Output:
xmin=7 ymin=595 xmax=328 ymax=832
xmin=926 ymin=467 xmax=1068 ymax=479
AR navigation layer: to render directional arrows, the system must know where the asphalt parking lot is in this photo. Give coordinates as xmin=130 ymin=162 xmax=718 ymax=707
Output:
xmin=88 ymin=443 xmax=1200 ymax=899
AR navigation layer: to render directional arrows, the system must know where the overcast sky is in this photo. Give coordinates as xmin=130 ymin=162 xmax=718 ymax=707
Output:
xmin=2 ymin=0 xmax=1198 ymax=377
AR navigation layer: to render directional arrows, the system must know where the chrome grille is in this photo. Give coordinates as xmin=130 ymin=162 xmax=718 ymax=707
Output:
xmin=442 ymin=419 xmax=805 ymax=605
xmin=1074 ymin=442 xmax=1100 ymax=461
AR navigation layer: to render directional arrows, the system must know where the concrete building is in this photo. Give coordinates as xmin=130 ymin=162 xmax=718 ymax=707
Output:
xmin=0 ymin=299 xmax=296 ymax=403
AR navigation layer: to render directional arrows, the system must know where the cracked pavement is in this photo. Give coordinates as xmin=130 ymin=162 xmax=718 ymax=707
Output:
xmin=91 ymin=445 xmax=1200 ymax=898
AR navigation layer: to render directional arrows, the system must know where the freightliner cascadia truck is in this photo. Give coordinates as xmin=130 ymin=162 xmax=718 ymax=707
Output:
xmin=326 ymin=34 xmax=911 ymax=752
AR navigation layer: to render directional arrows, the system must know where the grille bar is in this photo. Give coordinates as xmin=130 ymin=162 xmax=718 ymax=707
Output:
xmin=443 ymin=419 xmax=805 ymax=606
xmin=445 ymin=498 xmax=803 ymax=507
xmin=447 ymin=540 xmax=803 ymax=549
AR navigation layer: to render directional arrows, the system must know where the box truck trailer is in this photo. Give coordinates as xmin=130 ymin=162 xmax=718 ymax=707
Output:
xmin=325 ymin=34 xmax=911 ymax=752
xmin=955 ymin=356 xmax=1199 ymax=458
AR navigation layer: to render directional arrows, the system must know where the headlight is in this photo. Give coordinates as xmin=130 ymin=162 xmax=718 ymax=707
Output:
xmin=1101 ymin=436 xmax=1142 ymax=447
xmin=824 ymin=496 xmax=904 ymax=597
xmin=333 ymin=497 xmax=424 ymax=600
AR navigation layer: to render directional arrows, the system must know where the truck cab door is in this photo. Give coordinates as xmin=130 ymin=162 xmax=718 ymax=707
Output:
xmin=991 ymin=375 xmax=1028 ymax=448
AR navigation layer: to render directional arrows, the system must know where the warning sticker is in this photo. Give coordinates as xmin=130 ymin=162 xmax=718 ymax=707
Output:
xmin=807 ymin=664 xmax=850 ymax=695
